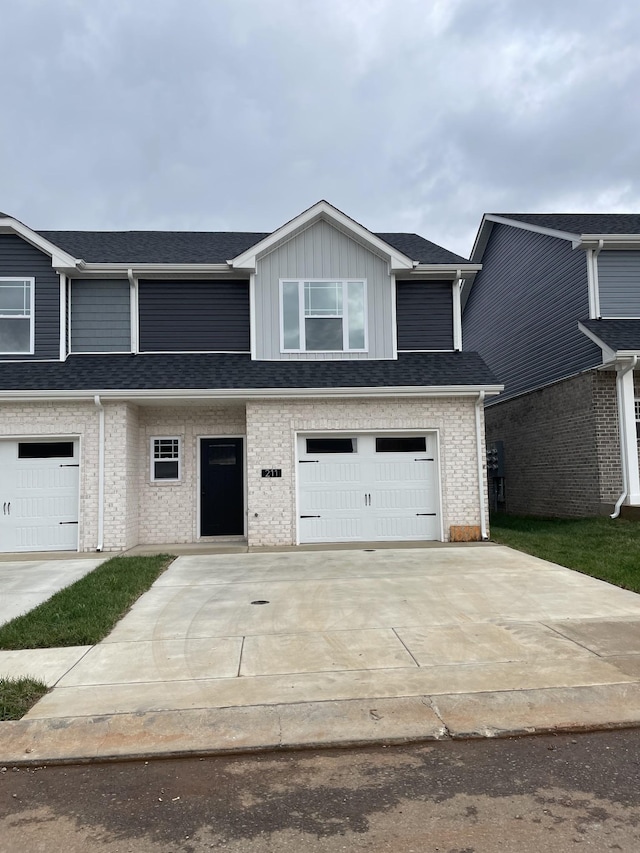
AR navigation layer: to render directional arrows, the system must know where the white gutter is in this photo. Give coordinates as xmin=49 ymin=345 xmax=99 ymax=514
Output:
xmin=0 ymin=384 xmax=504 ymax=403
xmin=475 ymin=390 xmax=489 ymax=539
xmin=94 ymin=394 xmax=105 ymax=551
xmin=611 ymin=355 xmax=638 ymax=519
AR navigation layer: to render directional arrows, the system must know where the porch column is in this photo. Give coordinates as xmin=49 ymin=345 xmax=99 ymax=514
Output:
xmin=618 ymin=365 xmax=640 ymax=505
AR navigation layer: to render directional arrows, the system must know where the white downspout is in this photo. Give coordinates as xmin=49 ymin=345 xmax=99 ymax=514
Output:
xmin=452 ymin=270 xmax=463 ymax=351
xmin=94 ymin=394 xmax=105 ymax=550
xmin=593 ymin=239 xmax=603 ymax=319
xmin=611 ymin=355 xmax=638 ymax=519
xmin=475 ymin=390 xmax=488 ymax=539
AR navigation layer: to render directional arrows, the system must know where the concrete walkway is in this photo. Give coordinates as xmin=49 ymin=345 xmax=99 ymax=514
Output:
xmin=2 ymin=544 xmax=640 ymax=763
xmin=0 ymin=556 xmax=106 ymax=627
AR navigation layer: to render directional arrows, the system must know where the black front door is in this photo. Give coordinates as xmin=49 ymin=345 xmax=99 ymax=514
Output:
xmin=200 ymin=438 xmax=244 ymax=536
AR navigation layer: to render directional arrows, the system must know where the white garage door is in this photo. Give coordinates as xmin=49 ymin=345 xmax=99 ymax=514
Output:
xmin=297 ymin=434 xmax=440 ymax=543
xmin=0 ymin=439 xmax=80 ymax=553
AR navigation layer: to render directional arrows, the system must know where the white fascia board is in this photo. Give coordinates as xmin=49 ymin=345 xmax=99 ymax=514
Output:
xmin=229 ymin=200 xmax=415 ymax=271
xmin=469 ymin=215 xmax=494 ymax=263
xmin=482 ymin=215 xmax=579 ymax=244
xmin=0 ymin=217 xmax=79 ymax=268
xmin=0 ymin=384 xmax=504 ymax=403
xmin=577 ymin=321 xmax=616 ymax=362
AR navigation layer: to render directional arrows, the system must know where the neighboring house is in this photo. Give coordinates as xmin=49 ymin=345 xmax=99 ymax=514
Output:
xmin=0 ymin=200 xmax=500 ymax=554
xmin=463 ymin=213 xmax=640 ymax=519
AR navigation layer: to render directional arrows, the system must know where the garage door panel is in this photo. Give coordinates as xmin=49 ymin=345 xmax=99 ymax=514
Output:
xmin=371 ymin=513 xmax=438 ymax=540
xmin=299 ymin=514 xmax=366 ymax=543
xmin=298 ymin=433 xmax=440 ymax=544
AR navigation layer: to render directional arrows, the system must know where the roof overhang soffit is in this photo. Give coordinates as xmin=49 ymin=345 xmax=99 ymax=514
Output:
xmin=0 ymin=217 xmax=79 ymax=269
xmin=577 ymin=321 xmax=617 ymax=362
xmin=227 ymin=200 xmax=415 ymax=272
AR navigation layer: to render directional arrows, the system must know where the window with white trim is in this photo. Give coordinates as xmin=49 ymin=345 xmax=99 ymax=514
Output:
xmin=636 ymin=400 xmax=640 ymax=439
xmin=281 ymin=280 xmax=367 ymax=352
xmin=150 ymin=437 xmax=181 ymax=482
xmin=0 ymin=278 xmax=34 ymax=354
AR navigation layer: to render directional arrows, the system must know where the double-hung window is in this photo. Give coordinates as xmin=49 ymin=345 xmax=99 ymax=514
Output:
xmin=0 ymin=278 xmax=34 ymax=354
xmin=281 ymin=280 xmax=367 ymax=352
xmin=150 ymin=437 xmax=181 ymax=482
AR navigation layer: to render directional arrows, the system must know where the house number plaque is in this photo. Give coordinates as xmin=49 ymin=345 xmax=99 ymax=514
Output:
xmin=261 ymin=469 xmax=282 ymax=478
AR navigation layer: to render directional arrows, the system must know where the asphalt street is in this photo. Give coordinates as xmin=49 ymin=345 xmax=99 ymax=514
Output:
xmin=2 ymin=729 xmax=640 ymax=851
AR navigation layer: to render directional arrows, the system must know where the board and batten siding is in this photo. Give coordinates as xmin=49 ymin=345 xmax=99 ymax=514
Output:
xmin=396 ymin=280 xmax=453 ymax=350
xmin=463 ymin=224 xmax=601 ymax=402
xmin=138 ymin=280 xmax=250 ymax=352
xmin=0 ymin=233 xmax=59 ymax=360
xmin=254 ymin=219 xmax=394 ymax=360
xmin=598 ymin=251 xmax=640 ymax=317
xmin=71 ymin=279 xmax=131 ymax=352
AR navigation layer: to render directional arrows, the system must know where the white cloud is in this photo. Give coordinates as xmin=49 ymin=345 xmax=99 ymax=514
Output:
xmin=1 ymin=0 xmax=640 ymax=256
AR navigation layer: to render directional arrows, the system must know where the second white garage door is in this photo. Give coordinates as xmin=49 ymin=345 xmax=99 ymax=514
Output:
xmin=297 ymin=433 xmax=440 ymax=543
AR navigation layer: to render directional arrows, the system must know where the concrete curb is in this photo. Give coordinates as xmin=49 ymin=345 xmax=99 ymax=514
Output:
xmin=2 ymin=683 xmax=640 ymax=766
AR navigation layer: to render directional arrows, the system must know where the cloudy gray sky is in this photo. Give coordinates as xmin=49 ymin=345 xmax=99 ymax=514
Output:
xmin=2 ymin=0 xmax=640 ymax=256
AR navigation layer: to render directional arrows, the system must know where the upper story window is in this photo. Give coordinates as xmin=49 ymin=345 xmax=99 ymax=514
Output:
xmin=0 ymin=278 xmax=34 ymax=354
xmin=280 ymin=280 xmax=367 ymax=352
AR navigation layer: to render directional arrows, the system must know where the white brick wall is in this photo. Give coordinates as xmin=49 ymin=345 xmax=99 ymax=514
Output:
xmin=245 ymin=397 xmax=486 ymax=547
xmin=137 ymin=405 xmax=246 ymax=544
xmin=1 ymin=397 xmax=487 ymax=551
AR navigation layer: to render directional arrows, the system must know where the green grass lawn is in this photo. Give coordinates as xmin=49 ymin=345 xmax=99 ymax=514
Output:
xmin=0 ymin=554 xmax=173 ymax=650
xmin=490 ymin=514 xmax=640 ymax=593
xmin=0 ymin=676 xmax=48 ymax=721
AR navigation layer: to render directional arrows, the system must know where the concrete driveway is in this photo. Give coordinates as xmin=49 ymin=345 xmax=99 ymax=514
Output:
xmin=3 ymin=544 xmax=640 ymax=762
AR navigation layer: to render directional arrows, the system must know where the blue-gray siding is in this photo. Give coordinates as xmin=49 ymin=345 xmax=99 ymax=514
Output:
xmin=463 ymin=224 xmax=601 ymax=401
xmin=255 ymin=219 xmax=394 ymax=359
xmin=71 ymin=280 xmax=131 ymax=352
xmin=396 ymin=280 xmax=453 ymax=350
xmin=598 ymin=251 xmax=640 ymax=317
xmin=138 ymin=280 xmax=250 ymax=352
xmin=0 ymin=233 xmax=59 ymax=360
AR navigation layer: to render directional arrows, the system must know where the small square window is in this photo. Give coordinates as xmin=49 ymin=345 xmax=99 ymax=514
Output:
xmin=151 ymin=437 xmax=181 ymax=482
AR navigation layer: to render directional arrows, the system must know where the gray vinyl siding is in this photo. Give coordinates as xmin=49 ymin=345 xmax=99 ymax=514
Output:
xmin=463 ymin=224 xmax=601 ymax=402
xmin=70 ymin=279 xmax=131 ymax=352
xmin=138 ymin=280 xmax=250 ymax=352
xmin=396 ymin=280 xmax=453 ymax=350
xmin=598 ymin=251 xmax=640 ymax=317
xmin=255 ymin=219 xmax=393 ymax=360
xmin=0 ymin=233 xmax=59 ymax=360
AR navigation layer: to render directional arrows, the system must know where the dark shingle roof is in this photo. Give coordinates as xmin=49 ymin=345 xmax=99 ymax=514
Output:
xmin=375 ymin=233 xmax=467 ymax=264
xmin=494 ymin=214 xmax=640 ymax=235
xmin=0 ymin=352 xmax=499 ymax=392
xmin=37 ymin=231 xmax=270 ymax=265
xmin=35 ymin=230 xmax=467 ymax=265
xmin=581 ymin=319 xmax=640 ymax=351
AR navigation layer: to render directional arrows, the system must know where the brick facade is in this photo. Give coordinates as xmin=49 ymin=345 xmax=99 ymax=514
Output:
xmin=485 ymin=370 xmax=623 ymax=517
xmin=0 ymin=396 xmax=488 ymax=550
xmin=245 ymin=397 xmax=487 ymax=546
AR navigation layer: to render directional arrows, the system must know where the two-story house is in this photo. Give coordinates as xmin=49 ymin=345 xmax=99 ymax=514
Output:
xmin=463 ymin=213 xmax=640 ymax=519
xmin=0 ymin=201 xmax=500 ymax=554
